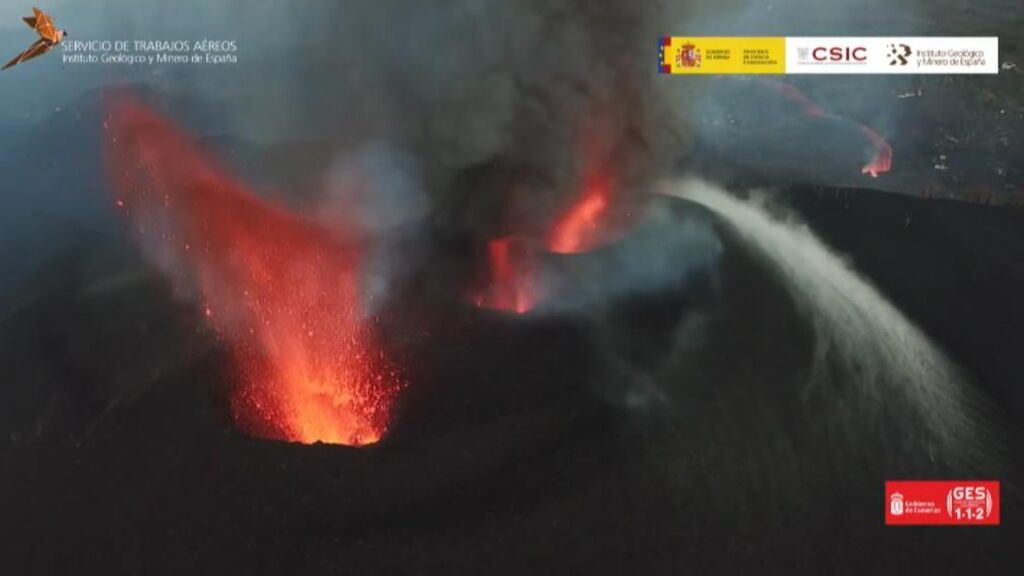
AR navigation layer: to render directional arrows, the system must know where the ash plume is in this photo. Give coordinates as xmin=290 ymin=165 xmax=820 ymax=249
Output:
xmin=75 ymin=0 xmax=693 ymax=201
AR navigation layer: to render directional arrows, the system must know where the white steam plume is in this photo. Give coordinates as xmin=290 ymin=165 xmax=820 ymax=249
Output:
xmin=658 ymin=178 xmax=993 ymax=468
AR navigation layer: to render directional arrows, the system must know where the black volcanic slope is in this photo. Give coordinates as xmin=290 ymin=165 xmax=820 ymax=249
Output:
xmin=0 ymin=187 xmax=1021 ymax=575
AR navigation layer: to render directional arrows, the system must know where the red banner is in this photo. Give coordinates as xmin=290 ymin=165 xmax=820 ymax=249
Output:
xmin=885 ymin=480 xmax=1000 ymax=525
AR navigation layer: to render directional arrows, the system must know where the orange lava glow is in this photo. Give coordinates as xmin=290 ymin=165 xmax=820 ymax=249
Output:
xmin=547 ymin=172 xmax=613 ymax=254
xmin=105 ymin=97 xmax=400 ymax=446
xmin=859 ymin=126 xmax=893 ymax=178
xmin=474 ymin=236 xmax=536 ymax=314
xmin=762 ymin=78 xmax=892 ymax=177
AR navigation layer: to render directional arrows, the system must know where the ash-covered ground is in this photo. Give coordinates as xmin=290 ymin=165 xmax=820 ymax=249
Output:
xmin=0 ymin=182 xmax=1021 ymax=575
xmin=0 ymin=1 xmax=1022 ymax=574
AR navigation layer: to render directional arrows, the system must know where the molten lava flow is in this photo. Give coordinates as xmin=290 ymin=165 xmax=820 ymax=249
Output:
xmin=761 ymin=79 xmax=892 ymax=177
xmin=474 ymin=236 xmax=536 ymax=314
xmin=548 ymin=183 xmax=608 ymax=254
xmin=105 ymin=97 xmax=400 ymax=446
xmin=859 ymin=126 xmax=893 ymax=177
xmin=474 ymin=113 xmax=638 ymax=312
xmin=547 ymin=171 xmax=616 ymax=254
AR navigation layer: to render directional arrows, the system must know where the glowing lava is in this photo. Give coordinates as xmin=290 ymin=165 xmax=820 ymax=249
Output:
xmin=473 ymin=111 xmax=640 ymax=313
xmin=474 ymin=236 xmax=537 ymax=314
xmin=547 ymin=170 xmax=620 ymax=254
xmin=547 ymin=179 xmax=609 ymax=254
xmin=762 ymin=79 xmax=892 ymax=177
xmin=475 ymin=169 xmax=624 ymax=313
xmin=105 ymin=97 xmax=400 ymax=446
xmin=859 ymin=126 xmax=893 ymax=177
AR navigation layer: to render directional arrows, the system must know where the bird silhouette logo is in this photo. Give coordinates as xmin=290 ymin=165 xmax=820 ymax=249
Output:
xmin=4 ymin=7 xmax=67 ymax=71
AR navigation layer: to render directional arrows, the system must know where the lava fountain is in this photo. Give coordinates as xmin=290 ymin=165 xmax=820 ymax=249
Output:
xmin=104 ymin=97 xmax=401 ymax=446
xmin=473 ymin=236 xmax=538 ymax=314
xmin=547 ymin=169 xmax=614 ymax=254
xmin=475 ymin=169 xmax=622 ymax=314
xmin=475 ymin=116 xmax=636 ymax=313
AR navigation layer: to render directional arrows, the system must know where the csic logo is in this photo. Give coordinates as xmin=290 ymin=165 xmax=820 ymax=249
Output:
xmin=888 ymin=43 xmax=912 ymax=65
xmin=675 ymin=43 xmax=701 ymax=68
xmin=814 ymin=46 xmax=867 ymax=62
xmin=797 ymin=45 xmax=866 ymax=64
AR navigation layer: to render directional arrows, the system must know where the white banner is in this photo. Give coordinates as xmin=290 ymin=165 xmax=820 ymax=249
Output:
xmin=785 ymin=37 xmax=999 ymax=74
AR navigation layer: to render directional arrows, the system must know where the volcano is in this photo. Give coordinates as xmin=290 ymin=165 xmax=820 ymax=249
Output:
xmin=1 ymin=178 xmax=1021 ymax=574
xmin=1 ymin=1 xmax=1022 ymax=568
xmin=105 ymin=98 xmax=402 ymax=446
